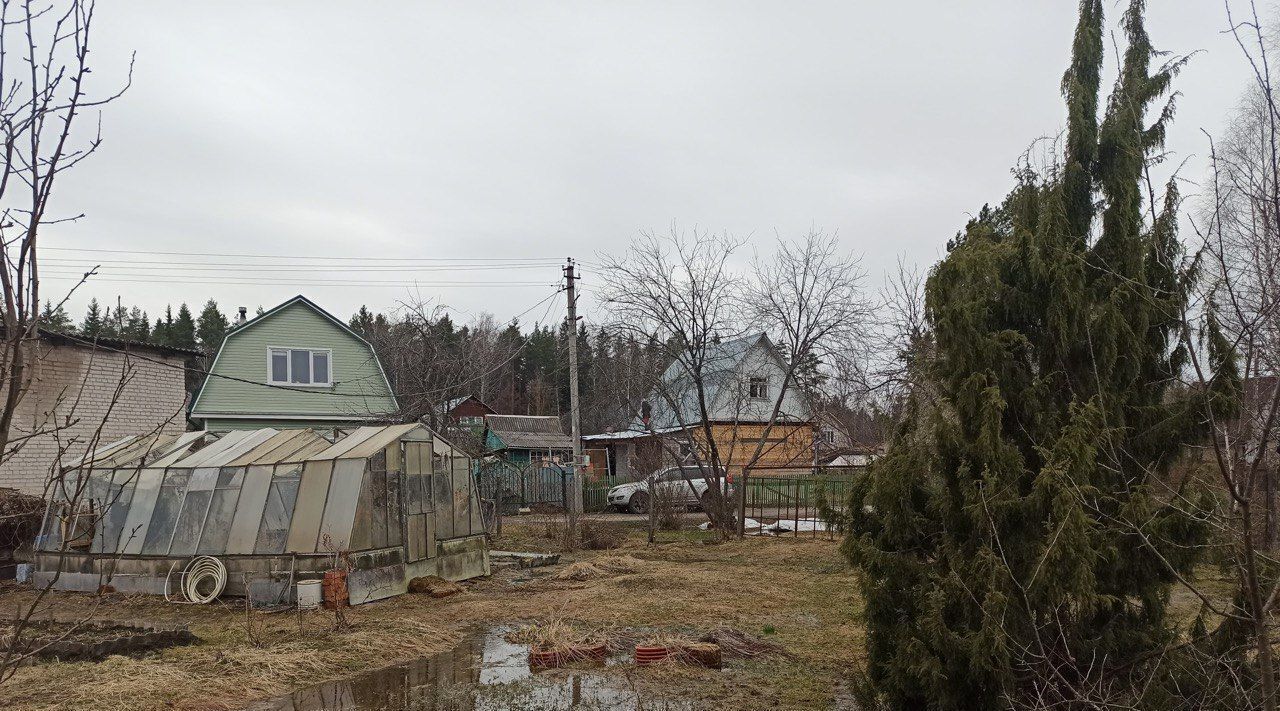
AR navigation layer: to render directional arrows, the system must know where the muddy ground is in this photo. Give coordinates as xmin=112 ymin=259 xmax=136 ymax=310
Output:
xmin=0 ymin=520 xmax=863 ymax=710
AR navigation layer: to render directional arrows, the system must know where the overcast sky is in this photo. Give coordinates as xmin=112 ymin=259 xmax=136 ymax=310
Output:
xmin=40 ymin=1 xmax=1248 ymax=330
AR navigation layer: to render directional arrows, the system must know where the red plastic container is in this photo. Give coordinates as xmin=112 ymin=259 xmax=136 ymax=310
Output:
xmin=529 ymin=648 xmax=562 ymax=668
xmin=322 ymin=569 xmax=348 ymax=609
xmin=634 ymin=644 xmax=671 ymax=665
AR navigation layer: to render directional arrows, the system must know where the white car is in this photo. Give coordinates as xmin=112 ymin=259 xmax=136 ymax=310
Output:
xmin=606 ymin=466 xmax=733 ymax=514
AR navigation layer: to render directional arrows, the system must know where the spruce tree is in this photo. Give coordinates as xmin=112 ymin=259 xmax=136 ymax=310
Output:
xmin=124 ymin=306 xmax=150 ymax=341
xmin=842 ymin=2 xmax=1223 ymax=707
xmin=81 ymin=298 xmax=105 ymax=337
xmin=195 ymin=299 xmax=228 ymax=354
xmin=40 ymin=300 xmax=73 ymax=332
xmin=171 ymin=303 xmax=197 ymax=350
xmin=349 ymin=305 xmax=376 ymax=338
xmin=152 ymin=305 xmax=174 ymax=346
xmin=108 ymin=302 xmax=127 ymax=336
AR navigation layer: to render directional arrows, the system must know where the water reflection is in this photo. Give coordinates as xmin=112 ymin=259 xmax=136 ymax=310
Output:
xmin=243 ymin=627 xmax=694 ymax=711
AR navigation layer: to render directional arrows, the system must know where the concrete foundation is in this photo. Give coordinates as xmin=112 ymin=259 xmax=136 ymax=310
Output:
xmin=33 ymin=534 xmax=490 ymax=605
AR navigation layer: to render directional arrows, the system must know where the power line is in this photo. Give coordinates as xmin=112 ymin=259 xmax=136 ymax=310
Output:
xmin=40 ymin=246 xmax=563 ymax=262
xmin=40 ymin=273 xmax=555 ymax=288
xmin=41 ymin=260 xmax=560 ymax=272
xmin=54 ymin=286 xmax=568 ymax=403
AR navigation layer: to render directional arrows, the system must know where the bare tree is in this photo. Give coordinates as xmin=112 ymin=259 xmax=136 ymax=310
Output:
xmin=0 ymin=0 xmax=142 ymax=684
xmin=598 ymin=228 xmax=872 ymax=539
xmin=2 ymin=355 xmax=184 ymax=683
xmin=729 ymin=230 xmax=872 ymax=534
xmin=598 ymin=227 xmax=746 ymax=536
xmin=0 ymin=0 xmax=129 ymax=460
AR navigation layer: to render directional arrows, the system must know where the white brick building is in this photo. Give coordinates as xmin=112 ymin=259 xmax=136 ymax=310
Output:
xmin=0 ymin=332 xmax=192 ymax=495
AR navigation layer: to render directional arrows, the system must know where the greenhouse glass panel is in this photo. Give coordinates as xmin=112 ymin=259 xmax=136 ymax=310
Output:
xmin=37 ymin=500 xmax=62 ymax=551
xmin=170 ymin=466 xmax=218 ymax=556
xmin=226 ymin=464 xmax=274 ymax=554
xmin=121 ymin=468 xmax=165 ymax=555
xmin=83 ymin=473 xmax=113 ymax=553
xmin=169 ymin=490 xmax=212 ymax=556
xmin=433 ymin=466 xmax=454 ymax=540
xmin=197 ymin=467 xmax=245 ymax=554
xmin=319 ymin=459 xmax=364 ymax=551
xmin=255 ymin=465 xmax=302 ymax=554
xmin=349 ymin=471 xmax=374 ymax=551
xmin=385 ymin=468 xmax=402 ymax=546
xmin=142 ymin=469 xmax=190 ymax=555
xmin=369 ymin=460 xmax=387 ymax=549
xmin=94 ymin=470 xmax=140 ymax=554
xmin=454 ymin=455 xmax=480 ymax=536
xmin=403 ymin=443 xmax=423 ymax=515
xmin=286 ymin=460 xmax=334 ymax=553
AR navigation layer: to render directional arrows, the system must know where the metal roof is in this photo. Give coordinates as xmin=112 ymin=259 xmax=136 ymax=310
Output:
xmin=485 ymin=415 xmax=572 ymax=451
xmin=581 ymin=426 xmax=685 ymax=442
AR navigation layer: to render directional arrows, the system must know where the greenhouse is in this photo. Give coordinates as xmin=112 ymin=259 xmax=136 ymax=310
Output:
xmin=33 ymin=423 xmax=489 ymax=604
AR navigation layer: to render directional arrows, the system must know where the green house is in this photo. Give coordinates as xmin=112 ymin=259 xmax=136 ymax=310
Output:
xmin=190 ymin=295 xmax=399 ymax=431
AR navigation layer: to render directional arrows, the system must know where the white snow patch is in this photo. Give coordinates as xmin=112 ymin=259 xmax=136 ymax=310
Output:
xmin=698 ymin=518 xmax=762 ymax=531
xmin=761 ymin=518 xmax=829 ymax=534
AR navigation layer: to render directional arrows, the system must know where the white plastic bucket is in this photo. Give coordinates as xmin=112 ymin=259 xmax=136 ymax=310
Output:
xmin=296 ymin=580 xmax=322 ymax=609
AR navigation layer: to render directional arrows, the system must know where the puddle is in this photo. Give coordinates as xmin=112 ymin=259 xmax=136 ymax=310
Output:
xmin=242 ymin=626 xmax=695 ymax=710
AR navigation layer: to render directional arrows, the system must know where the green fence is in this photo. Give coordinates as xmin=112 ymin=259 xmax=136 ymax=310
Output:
xmin=583 ymin=477 xmax=618 ymax=513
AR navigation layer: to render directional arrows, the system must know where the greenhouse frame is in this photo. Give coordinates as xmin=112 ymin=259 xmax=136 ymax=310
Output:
xmin=33 ymin=423 xmax=489 ymax=604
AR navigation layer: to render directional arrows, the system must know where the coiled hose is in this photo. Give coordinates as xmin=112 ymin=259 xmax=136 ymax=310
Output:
xmin=165 ymin=555 xmax=227 ymax=604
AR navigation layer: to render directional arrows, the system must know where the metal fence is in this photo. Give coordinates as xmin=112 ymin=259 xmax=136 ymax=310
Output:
xmin=474 ymin=460 xmax=617 ymax=514
xmin=742 ymin=474 xmax=855 ymax=539
xmin=474 ymin=459 xmax=859 ymax=539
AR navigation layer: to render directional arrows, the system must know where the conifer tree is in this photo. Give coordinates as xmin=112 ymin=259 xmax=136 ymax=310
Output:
xmin=124 ymin=306 xmax=150 ymax=341
xmin=195 ymin=299 xmax=228 ymax=354
xmin=171 ymin=303 xmax=197 ymax=350
xmin=108 ymin=302 xmax=126 ymax=336
xmin=152 ymin=305 xmax=174 ymax=346
xmin=40 ymin=300 xmax=72 ymax=332
xmin=349 ymin=305 xmax=376 ymax=338
xmin=81 ymin=298 xmax=105 ymax=337
xmin=841 ymin=1 xmax=1226 ymax=707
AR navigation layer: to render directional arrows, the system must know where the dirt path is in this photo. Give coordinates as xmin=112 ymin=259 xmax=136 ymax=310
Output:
xmin=0 ymin=525 xmax=862 ymax=710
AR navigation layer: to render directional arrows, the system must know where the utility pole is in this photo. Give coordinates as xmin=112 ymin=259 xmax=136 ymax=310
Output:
xmin=564 ymin=258 xmax=584 ymax=541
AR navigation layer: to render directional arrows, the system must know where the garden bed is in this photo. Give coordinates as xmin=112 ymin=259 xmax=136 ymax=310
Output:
xmin=1 ymin=618 xmax=196 ymax=663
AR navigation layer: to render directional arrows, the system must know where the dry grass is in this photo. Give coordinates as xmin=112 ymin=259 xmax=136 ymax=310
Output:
xmin=0 ymin=521 xmax=863 ymax=710
xmin=504 ymin=619 xmax=604 ymax=652
xmin=549 ymin=553 xmax=647 ymax=581
xmin=638 ymin=631 xmax=697 ymax=648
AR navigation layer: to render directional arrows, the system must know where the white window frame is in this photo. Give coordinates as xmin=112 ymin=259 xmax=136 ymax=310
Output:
xmin=267 ymin=347 xmax=333 ymax=387
xmin=747 ymin=376 xmax=769 ymax=400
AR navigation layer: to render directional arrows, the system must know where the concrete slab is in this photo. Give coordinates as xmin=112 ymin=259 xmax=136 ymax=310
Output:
xmin=490 ymin=551 xmax=561 ymax=569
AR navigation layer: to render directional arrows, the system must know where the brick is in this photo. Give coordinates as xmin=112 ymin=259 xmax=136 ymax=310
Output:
xmin=0 ymin=340 xmax=188 ymax=495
